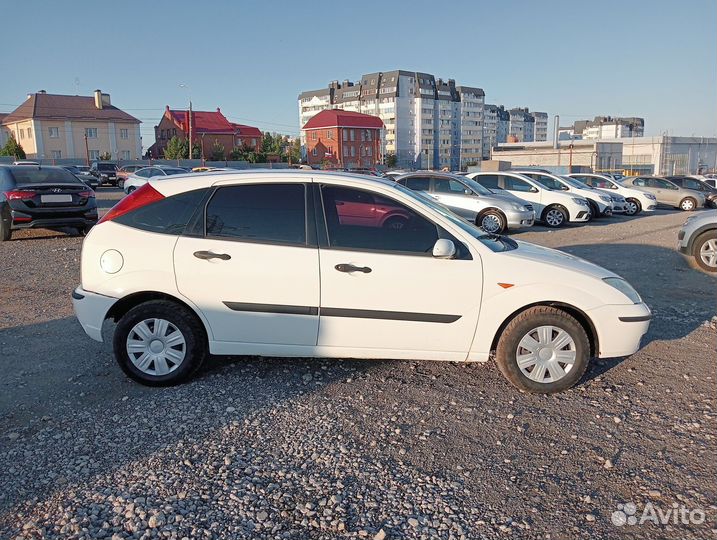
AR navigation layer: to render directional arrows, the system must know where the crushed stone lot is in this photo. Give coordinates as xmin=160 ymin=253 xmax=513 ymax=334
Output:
xmin=0 ymin=192 xmax=715 ymax=540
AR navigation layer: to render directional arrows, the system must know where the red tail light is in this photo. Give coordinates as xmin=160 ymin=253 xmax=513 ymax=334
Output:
xmin=79 ymin=190 xmax=95 ymax=198
xmin=98 ymin=183 xmax=165 ymax=224
xmin=4 ymin=190 xmax=37 ymax=200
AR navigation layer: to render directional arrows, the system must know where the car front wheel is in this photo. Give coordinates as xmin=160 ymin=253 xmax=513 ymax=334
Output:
xmin=679 ymin=197 xmax=697 ymax=211
xmin=542 ymin=205 xmax=567 ymax=228
xmin=113 ymin=300 xmax=208 ymax=386
xmin=495 ymin=306 xmax=590 ymax=393
xmin=624 ymin=198 xmax=641 ymax=216
xmin=693 ymin=230 xmax=717 ymax=273
xmin=478 ymin=210 xmax=506 ymax=234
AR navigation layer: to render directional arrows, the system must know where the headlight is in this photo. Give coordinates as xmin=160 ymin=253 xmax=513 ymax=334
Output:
xmin=603 ymin=277 xmax=642 ymax=304
xmin=523 ymin=205 xmax=532 ymax=212
xmin=599 ymin=195 xmax=611 ymax=202
xmin=646 ymin=194 xmax=657 ymax=200
xmin=572 ymin=197 xmax=588 ymax=206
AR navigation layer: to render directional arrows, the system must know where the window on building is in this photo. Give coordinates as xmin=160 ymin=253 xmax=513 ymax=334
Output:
xmin=327 ymin=130 xmax=333 ymax=139
xmin=121 ymin=150 xmax=131 ymax=160
xmin=89 ymin=150 xmax=100 ymax=160
xmin=48 ymin=127 xmax=60 ymax=138
xmin=350 ymin=129 xmax=355 ymax=142
xmin=161 ymin=129 xmax=166 ymax=139
xmin=251 ymin=138 xmax=257 ymax=146
xmin=27 ymin=127 xmax=32 ymax=138
xmin=206 ymin=184 xmax=306 ymax=245
xmin=85 ymin=128 xmax=98 ymax=139
xmin=312 ymin=131 xmax=317 ymax=141
xmin=367 ymin=147 xmax=372 ymax=157
xmin=320 ymin=185 xmax=439 ymax=254
xmin=350 ymin=146 xmax=355 ymax=157
xmin=342 ymin=129 xmax=348 ymax=141
xmin=343 ymin=146 xmax=349 ymax=157
xmin=360 ymin=130 xmax=365 ymax=142
xmin=312 ymin=148 xmax=318 ymax=156
xmin=51 ymin=150 xmax=61 ymax=159
xmin=120 ymin=128 xmax=129 ymax=139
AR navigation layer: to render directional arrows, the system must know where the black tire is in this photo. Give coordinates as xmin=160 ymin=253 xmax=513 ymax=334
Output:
xmin=127 ymin=186 xmax=137 ymax=194
xmin=495 ymin=306 xmax=590 ymax=394
xmin=541 ymin=205 xmax=568 ymax=228
xmin=585 ymin=200 xmax=598 ymax=221
xmin=625 ymin=198 xmax=641 ymax=216
xmin=0 ymin=211 xmax=11 ymax=242
xmin=692 ymin=230 xmax=717 ymax=273
xmin=113 ymin=300 xmax=208 ymax=386
xmin=679 ymin=197 xmax=697 ymax=211
xmin=74 ymin=225 xmax=93 ymax=237
xmin=383 ymin=215 xmax=408 ymax=229
xmin=477 ymin=209 xmax=507 ymax=234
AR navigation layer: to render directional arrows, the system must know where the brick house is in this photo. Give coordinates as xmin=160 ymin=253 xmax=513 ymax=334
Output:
xmin=302 ymin=109 xmax=383 ymax=168
xmin=149 ymin=106 xmax=262 ymax=159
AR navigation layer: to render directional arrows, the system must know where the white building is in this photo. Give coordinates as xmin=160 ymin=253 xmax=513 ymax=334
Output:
xmin=559 ymin=116 xmax=644 ymax=141
xmin=508 ymin=108 xmax=535 ymax=142
xmin=616 ymin=136 xmax=717 ymax=175
xmin=299 ymin=70 xmax=484 ymax=169
xmin=533 ymin=112 xmax=548 ymax=142
xmin=482 ymin=104 xmax=509 ymax=159
xmin=492 ymin=140 xmax=624 ymax=172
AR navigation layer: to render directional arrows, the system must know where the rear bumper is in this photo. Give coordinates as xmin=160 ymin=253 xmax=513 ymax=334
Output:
xmin=10 ymin=208 xmax=97 ymax=230
xmin=72 ymin=286 xmax=118 ymax=342
xmin=587 ymin=302 xmax=652 ymax=358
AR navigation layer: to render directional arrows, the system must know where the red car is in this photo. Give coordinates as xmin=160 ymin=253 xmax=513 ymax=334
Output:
xmin=335 ymin=190 xmax=410 ymax=228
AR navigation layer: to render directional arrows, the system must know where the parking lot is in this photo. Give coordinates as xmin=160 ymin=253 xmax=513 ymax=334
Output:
xmin=0 ymin=189 xmax=715 ymax=539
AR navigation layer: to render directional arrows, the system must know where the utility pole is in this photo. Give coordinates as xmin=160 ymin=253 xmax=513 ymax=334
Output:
xmin=84 ymin=133 xmax=90 ymax=166
xmin=188 ymin=99 xmax=193 ymax=160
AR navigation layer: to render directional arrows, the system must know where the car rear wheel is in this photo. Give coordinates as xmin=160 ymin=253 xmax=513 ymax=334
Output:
xmin=495 ymin=306 xmax=590 ymax=393
xmin=679 ymin=197 xmax=697 ymax=211
xmin=383 ymin=215 xmax=408 ymax=229
xmin=113 ymin=300 xmax=208 ymax=386
xmin=542 ymin=205 xmax=567 ymax=228
xmin=625 ymin=198 xmax=641 ymax=216
xmin=127 ymin=186 xmax=137 ymax=194
xmin=478 ymin=210 xmax=507 ymax=234
xmin=693 ymin=231 xmax=717 ymax=273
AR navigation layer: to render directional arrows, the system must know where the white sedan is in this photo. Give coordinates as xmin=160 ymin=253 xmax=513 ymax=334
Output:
xmin=73 ymin=171 xmax=651 ymax=393
xmin=567 ymin=173 xmax=658 ymax=216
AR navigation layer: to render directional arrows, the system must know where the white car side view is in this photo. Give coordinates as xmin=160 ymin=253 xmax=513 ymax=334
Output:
xmin=466 ymin=172 xmax=591 ymax=227
xmin=567 ymin=173 xmax=658 ymax=216
xmin=73 ymin=171 xmax=651 ymax=393
xmin=518 ymin=170 xmax=616 ymax=218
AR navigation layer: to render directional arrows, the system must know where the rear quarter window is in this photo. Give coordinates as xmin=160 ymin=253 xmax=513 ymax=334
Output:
xmin=113 ymin=189 xmax=208 ymax=234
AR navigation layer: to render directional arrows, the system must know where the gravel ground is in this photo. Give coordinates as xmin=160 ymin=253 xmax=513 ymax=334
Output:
xmin=0 ymin=192 xmax=715 ymax=540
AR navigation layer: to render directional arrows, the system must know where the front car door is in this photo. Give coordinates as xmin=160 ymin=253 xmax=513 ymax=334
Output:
xmin=501 ymin=174 xmax=543 ymax=213
xmin=315 ymin=182 xmax=482 ymax=360
xmin=173 ymin=180 xmax=320 ymax=354
xmin=430 ymin=177 xmax=478 ymax=221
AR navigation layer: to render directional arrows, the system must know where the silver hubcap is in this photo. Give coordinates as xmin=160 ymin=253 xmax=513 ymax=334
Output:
xmin=516 ymin=325 xmax=576 ymax=383
xmin=546 ymin=209 xmax=564 ymax=226
xmin=626 ymin=201 xmax=637 ymax=215
xmin=481 ymin=214 xmax=501 ymax=233
xmin=700 ymin=239 xmax=717 ymax=268
xmin=681 ymin=199 xmax=694 ymax=210
xmin=126 ymin=318 xmax=186 ymax=376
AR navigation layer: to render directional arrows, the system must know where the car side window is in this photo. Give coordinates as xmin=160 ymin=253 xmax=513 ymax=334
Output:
xmin=206 ymin=183 xmax=306 ymax=245
xmin=434 ymin=178 xmax=466 ymax=194
xmin=533 ymin=174 xmax=561 ymax=190
xmin=135 ymin=169 xmax=152 ymax=178
xmin=150 ymin=169 xmax=166 ymax=177
xmin=684 ymin=179 xmax=702 ymax=190
xmin=402 ymin=177 xmax=431 ymax=191
xmin=474 ymin=175 xmax=500 ymax=189
xmin=504 ymin=176 xmax=533 ymax=192
xmin=633 ymin=178 xmax=647 ymax=187
xmin=321 ymin=185 xmax=439 ymax=255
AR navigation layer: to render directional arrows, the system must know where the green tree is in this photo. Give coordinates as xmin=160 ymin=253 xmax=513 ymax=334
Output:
xmin=288 ymin=138 xmax=301 ymax=164
xmin=384 ymin=152 xmax=397 ymax=168
xmin=209 ymin=141 xmax=226 ymax=161
xmin=164 ymin=136 xmax=185 ymax=159
xmin=0 ymin=136 xmax=26 ymax=159
xmin=191 ymin=141 xmax=201 ymax=159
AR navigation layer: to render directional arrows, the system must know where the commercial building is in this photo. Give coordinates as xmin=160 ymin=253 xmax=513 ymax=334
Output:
xmin=149 ymin=106 xmax=261 ymax=159
xmin=1 ymin=90 xmax=142 ymax=161
xmin=617 ymin=136 xmax=717 ymax=175
xmin=302 ymin=109 xmax=383 ymax=169
xmin=559 ymin=116 xmax=645 ymax=141
xmin=492 ymin=140 xmax=624 ymax=172
xmin=299 ymin=70 xmax=485 ymax=170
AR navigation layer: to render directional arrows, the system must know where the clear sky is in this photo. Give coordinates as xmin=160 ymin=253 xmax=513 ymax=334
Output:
xmin=1 ymin=0 xmax=715 ymax=143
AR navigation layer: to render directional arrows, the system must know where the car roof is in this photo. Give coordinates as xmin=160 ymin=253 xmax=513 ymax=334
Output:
xmin=148 ymin=169 xmax=399 ymax=197
xmin=394 ymin=171 xmax=468 ymax=181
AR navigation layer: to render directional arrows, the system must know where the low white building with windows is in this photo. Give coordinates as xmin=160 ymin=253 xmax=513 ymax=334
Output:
xmin=615 ymin=136 xmax=717 ymax=175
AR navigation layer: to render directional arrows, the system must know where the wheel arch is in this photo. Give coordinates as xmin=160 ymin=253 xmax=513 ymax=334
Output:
xmin=106 ymin=291 xmax=212 ymax=340
xmin=541 ymin=203 xmax=570 ymax=223
xmin=490 ymin=301 xmax=598 ymax=358
xmin=476 ymin=207 xmax=507 ymax=227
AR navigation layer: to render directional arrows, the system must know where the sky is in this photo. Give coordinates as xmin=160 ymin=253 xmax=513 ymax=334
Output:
xmin=1 ymin=0 xmax=715 ymax=145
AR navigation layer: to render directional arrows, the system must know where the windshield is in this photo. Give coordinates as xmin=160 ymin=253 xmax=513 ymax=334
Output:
xmin=391 ymin=183 xmax=518 ymax=252
xmin=164 ymin=168 xmax=187 ymax=175
xmin=560 ymin=176 xmax=591 ymax=189
xmin=10 ymin=167 xmax=83 ymax=185
xmin=96 ymin=163 xmax=117 ymax=171
xmin=460 ymin=176 xmax=494 ymax=196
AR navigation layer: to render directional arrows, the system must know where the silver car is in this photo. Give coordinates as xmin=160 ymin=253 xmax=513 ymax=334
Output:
xmin=123 ymin=166 xmax=188 ymax=194
xmin=621 ymin=176 xmax=706 ymax=211
xmin=394 ymin=172 xmax=535 ymax=234
xmin=677 ymin=210 xmax=717 ymax=273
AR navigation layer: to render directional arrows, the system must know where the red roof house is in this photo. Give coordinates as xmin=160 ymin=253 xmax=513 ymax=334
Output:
xmin=302 ymin=109 xmax=384 ymax=169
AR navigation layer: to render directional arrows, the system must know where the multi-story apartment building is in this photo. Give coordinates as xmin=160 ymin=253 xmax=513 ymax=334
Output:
xmin=532 ymin=111 xmax=549 ymax=142
xmin=558 ymin=116 xmax=645 ymax=141
xmin=482 ymin=104 xmax=510 ymax=158
xmin=1 ymin=90 xmax=141 ymax=161
xmin=508 ymin=108 xmax=536 ymax=143
xmin=298 ymin=70 xmax=485 ymax=170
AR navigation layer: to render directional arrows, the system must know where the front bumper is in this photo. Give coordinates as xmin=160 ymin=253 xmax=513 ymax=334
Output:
xmin=571 ymin=209 xmax=591 ymax=222
xmin=586 ymin=302 xmax=652 ymax=358
xmin=72 ymin=286 xmax=118 ymax=342
xmin=505 ymin=209 xmax=535 ymax=229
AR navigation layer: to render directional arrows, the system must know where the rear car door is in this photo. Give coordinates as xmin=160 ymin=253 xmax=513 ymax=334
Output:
xmin=173 ymin=181 xmax=320 ymax=350
xmin=430 ymin=177 xmax=477 ymax=221
xmin=315 ymin=183 xmax=482 ymax=358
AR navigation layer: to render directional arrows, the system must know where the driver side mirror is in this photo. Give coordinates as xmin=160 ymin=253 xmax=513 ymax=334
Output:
xmin=464 ymin=189 xmax=473 ymax=195
xmin=530 ymin=187 xmax=539 ymax=193
xmin=561 ymin=186 xmax=570 ymax=190
xmin=432 ymin=238 xmax=456 ymax=259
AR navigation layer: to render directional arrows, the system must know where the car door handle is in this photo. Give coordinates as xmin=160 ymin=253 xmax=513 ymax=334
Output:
xmin=335 ymin=263 xmax=372 ymax=273
xmin=193 ymin=250 xmax=231 ymax=261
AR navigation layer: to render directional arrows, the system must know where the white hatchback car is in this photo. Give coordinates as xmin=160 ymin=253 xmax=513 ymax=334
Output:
xmin=467 ymin=172 xmax=591 ymax=227
xmin=73 ymin=171 xmax=651 ymax=393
